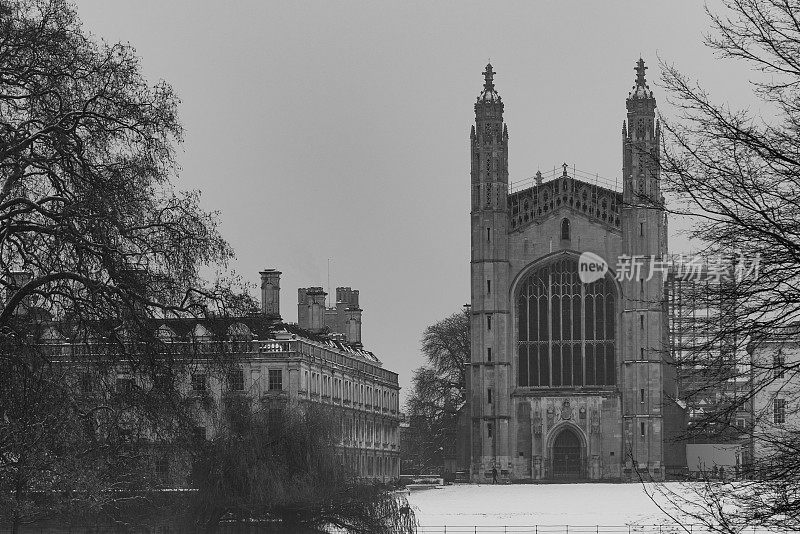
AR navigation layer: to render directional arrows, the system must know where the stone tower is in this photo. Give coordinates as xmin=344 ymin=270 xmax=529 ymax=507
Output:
xmin=469 ymin=63 xmax=512 ymax=478
xmin=620 ymin=58 xmax=669 ymax=478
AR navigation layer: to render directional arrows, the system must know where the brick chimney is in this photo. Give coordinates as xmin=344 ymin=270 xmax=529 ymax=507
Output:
xmin=259 ymin=269 xmax=281 ymax=316
xmin=298 ymin=287 xmax=327 ymax=332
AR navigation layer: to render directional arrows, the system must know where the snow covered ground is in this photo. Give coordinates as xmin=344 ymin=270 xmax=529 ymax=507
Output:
xmin=407 ymin=483 xmax=681 ymax=528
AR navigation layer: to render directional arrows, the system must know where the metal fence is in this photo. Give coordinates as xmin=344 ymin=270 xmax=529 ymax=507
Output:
xmin=409 ymin=526 xmax=786 ymax=534
xmin=1 ymin=524 xmax=789 ymax=534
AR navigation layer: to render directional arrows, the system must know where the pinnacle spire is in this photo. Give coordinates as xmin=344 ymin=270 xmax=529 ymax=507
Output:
xmin=627 ymin=57 xmax=654 ymax=101
xmin=477 ymin=62 xmax=501 ymax=104
xmin=635 ymin=57 xmax=647 ymax=88
xmin=483 ymin=63 xmax=496 ymax=91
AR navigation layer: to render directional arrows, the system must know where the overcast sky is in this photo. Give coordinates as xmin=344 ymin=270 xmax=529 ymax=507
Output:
xmin=73 ymin=1 xmax=754 ymax=399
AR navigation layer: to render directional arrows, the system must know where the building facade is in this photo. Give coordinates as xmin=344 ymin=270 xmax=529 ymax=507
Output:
xmin=467 ymin=60 xmax=679 ymax=482
xmin=747 ymin=329 xmax=800 ymax=468
xmin=40 ymin=269 xmax=401 ymax=483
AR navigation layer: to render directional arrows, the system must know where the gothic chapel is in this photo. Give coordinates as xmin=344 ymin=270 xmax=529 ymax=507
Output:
xmin=467 ymin=60 xmax=682 ymax=482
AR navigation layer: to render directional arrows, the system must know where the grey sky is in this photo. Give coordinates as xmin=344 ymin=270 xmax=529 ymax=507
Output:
xmin=73 ymin=1 xmax=753 ymax=399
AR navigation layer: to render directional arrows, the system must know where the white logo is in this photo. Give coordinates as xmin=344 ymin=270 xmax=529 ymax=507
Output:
xmin=578 ymin=252 xmax=608 ymax=284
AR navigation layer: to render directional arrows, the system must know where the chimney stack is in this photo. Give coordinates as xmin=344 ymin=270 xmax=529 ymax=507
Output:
xmin=259 ymin=269 xmax=281 ymax=316
xmin=298 ymin=287 xmax=327 ymax=332
xmin=345 ymin=306 xmax=362 ymax=347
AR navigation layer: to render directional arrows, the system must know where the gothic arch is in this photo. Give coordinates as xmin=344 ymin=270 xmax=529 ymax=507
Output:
xmin=545 ymin=420 xmax=587 ymax=451
xmin=546 ymin=422 xmax=587 ymax=478
xmin=510 ymin=250 xmax=621 ymax=388
xmin=560 ymin=218 xmax=571 ymax=240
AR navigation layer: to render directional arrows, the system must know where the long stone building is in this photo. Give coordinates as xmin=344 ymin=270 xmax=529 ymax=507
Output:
xmin=467 ymin=60 xmax=683 ymax=482
xmin=37 ymin=269 xmax=401 ymax=483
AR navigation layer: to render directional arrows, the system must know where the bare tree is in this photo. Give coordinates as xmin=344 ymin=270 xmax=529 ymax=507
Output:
xmin=404 ymin=308 xmax=469 ymax=475
xmin=0 ymin=0 xmax=247 ymax=529
xmin=190 ymin=401 xmax=416 ymax=534
xmin=655 ymin=0 xmax=800 ymax=530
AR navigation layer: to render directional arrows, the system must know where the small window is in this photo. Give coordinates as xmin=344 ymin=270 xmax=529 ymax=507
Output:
xmin=640 ymin=278 xmax=644 ymax=295
xmin=774 ymin=398 xmax=786 ymax=424
xmin=229 ymin=368 xmax=245 ymax=391
xmin=640 ymin=347 xmax=645 ymax=359
xmin=487 ymin=227 xmax=491 ymax=243
xmin=487 ymin=347 xmax=492 ymax=362
xmin=640 ymin=422 xmax=646 ymax=437
xmin=487 ymin=388 xmax=493 ymax=404
xmin=640 ymin=388 xmax=645 ymax=403
xmin=640 ymin=315 xmax=644 ymax=329
xmin=191 ymin=373 xmax=206 ymax=393
xmin=640 ymin=222 xmax=644 ymax=236
xmin=487 ymin=422 xmax=493 ymax=438
xmin=268 ymin=369 xmax=283 ymax=391
xmin=561 ymin=218 xmax=571 ymax=240
xmin=487 ymin=315 xmax=492 ymax=331
xmin=774 ymin=353 xmax=786 ymax=379
xmin=487 ymin=279 xmax=491 ymax=294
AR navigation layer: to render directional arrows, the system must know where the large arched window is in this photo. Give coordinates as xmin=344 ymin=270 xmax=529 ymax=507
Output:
xmin=517 ymin=257 xmax=616 ymax=387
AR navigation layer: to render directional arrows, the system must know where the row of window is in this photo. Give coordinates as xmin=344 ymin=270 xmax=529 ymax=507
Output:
xmin=342 ymin=418 xmax=398 ymax=447
xmin=191 ymin=369 xmax=282 ymax=393
xmin=343 ymin=453 xmax=399 ymax=478
xmin=304 ymin=370 xmax=398 ymax=412
xmin=78 ymin=368 xmax=285 ymax=395
xmin=78 ymin=370 xmax=285 ymax=395
xmin=154 ymin=452 xmax=399 ymax=481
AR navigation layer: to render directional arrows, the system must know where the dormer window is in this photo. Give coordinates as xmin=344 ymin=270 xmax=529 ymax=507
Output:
xmin=561 ymin=218 xmax=571 ymax=241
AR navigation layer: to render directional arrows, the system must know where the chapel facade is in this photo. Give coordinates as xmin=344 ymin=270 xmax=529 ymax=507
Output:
xmin=467 ymin=60 xmax=679 ymax=481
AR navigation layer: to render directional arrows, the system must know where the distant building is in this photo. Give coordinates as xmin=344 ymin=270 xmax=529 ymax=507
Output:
xmin=466 ymin=59 xmax=684 ymax=482
xmin=35 ymin=269 xmax=401 ymax=483
xmin=747 ymin=327 xmax=800 ymax=469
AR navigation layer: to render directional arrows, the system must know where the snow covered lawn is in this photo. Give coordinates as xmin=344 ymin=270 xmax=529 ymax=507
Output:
xmin=407 ymin=483 xmax=679 ymax=527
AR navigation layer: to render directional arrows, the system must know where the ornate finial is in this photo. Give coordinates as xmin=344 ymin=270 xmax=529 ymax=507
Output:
xmin=483 ymin=63 xmax=495 ymax=91
xmin=562 ymin=162 xmax=568 ymax=177
xmin=477 ymin=62 xmax=501 ymax=103
xmin=635 ymin=58 xmax=647 ymax=88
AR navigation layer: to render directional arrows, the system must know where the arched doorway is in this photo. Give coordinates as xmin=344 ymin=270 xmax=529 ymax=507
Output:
xmin=552 ymin=427 xmax=582 ymax=478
